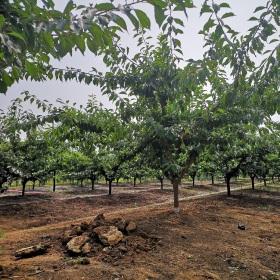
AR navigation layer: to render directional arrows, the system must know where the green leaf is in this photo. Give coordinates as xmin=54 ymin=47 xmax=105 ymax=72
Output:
xmin=41 ymin=0 xmax=55 ymax=9
xmin=200 ymin=4 xmax=213 ymax=16
xmin=40 ymin=52 xmax=50 ymax=64
xmin=2 ymin=71 xmax=13 ymax=87
xmin=269 ymin=39 xmax=279 ymax=44
xmin=185 ymin=0 xmax=195 ymax=8
xmin=248 ymin=17 xmax=259 ymax=21
xmin=147 ymin=0 xmax=167 ymax=8
xmin=95 ymin=3 xmax=115 ymax=11
xmin=221 ymin=12 xmax=235 ymax=19
xmin=254 ymin=6 xmax=266 ymax=13
xmin=154 ymin=5 xmax=165 ymax=27
xmin=198 ymin=70 xmax=206 ymax=83
xmin=127 ymin=13 xmax=139 ymax=30
xmin=114 ymin=16 xmax=128 ymax=31
xmin=219 ymin=3 xmax=231 ymax=8
xmin=42 ymin=32 xmax=53 ymax=52
xmin=0 ymin=81 xmax=8 ymax=93
xmin=63 ymin=0 xmax=74 ymax=14
xmin=25 ymin=60 xmax=38 ymax=78
xmin=174 ymin=18 xmax=184 ymax=27
xmin=11 ymin=66 xmax=21 ymax=81
xmin=75 ymin=36 xmax=86 ymax=54
xmin=203 ymin=19 xmax=215 ymax=31
xmin=134 ymin=9 xmax=151 ymax=29
xmin=0 ymin=15 xmax=6 ymax=29
xmin=215 ymin=25 xmax=223 ymax=38
xmin=87 ymin=39 xmax=98 ymax=54
xmin=8 ymin=32 xmax=26 ymax=42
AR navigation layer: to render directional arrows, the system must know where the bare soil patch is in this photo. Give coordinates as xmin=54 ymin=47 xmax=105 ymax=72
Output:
xmin=0 ymin=182 xmax=279 ymax=280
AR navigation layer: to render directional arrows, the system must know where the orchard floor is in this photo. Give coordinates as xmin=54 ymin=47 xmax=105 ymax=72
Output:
xmin=0 ymin=181 xmax=280 ymax=280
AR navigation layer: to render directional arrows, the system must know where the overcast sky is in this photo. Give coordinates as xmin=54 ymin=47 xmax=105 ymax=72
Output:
xmin=1 ymin=0 xmax=278 ymax=121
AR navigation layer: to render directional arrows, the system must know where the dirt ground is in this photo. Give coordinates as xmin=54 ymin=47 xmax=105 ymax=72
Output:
xmin=0 ymin=181 xmax=279 ymax=280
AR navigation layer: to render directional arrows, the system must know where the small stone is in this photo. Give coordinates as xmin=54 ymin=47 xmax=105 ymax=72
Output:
xmin=82 ymin=243 xmax=92 ymax=255
xmin=102 ymin=247 xmax=110 ymax=253
xmin=94 ymin=226 xmax=123 ymax=246
xmin=66 ymin=236 xmax=90 ymax=254
xmin=91 ymin=213 xmax=107 ymax=228
xmin=15 ymin=244 xmax=49 ymax=259
xmin=118 ymin=245 xmax=128 ymax=252
xmin=80 ymin=222 xmax=89 ymax=231
xmin=112 ymin=218 xmax=127 ymax=232
xmin=139 ymin=231 xmax=149 ymax=239
xmin=80 ymin=257 xmax=90 ymax=265
xmin=126 ymin=221 xmax=137 ymax=233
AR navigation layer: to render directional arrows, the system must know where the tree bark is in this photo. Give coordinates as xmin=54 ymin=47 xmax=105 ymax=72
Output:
xmin=211 ymin=175 xmax=214 ymax=185
xmin=160 ymin=178 xmax=163 ymax=190
xmin=91 ymin=178 xmax=95 ymax=190
xmin=108 ymin=180 xmax=112 ymax=195
xmin=250 ymin=176 xmax=255 ymax=190
xmin=226 ymin=176 xmax=231 ymax=196
xmin=192 ymin=176 xmax=195 ymax=187
xmin=172 ymin=179 xmax=180 ymax=214
xmin=22 ymin=179 xmax=27 ymax=196
xmin=53 ymin=170 xmax=56 ymax=192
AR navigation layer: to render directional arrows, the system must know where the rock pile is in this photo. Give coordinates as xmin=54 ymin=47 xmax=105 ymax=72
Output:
xmin=62 ymin=213 xmax=161 ymax=263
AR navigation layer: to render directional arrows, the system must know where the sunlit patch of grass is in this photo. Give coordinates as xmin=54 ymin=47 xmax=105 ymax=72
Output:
xmin=67 ymin=256 xmax=88 ymax=265
xmin=61 ymin=190 xmax=74 ymax=195
xmin=268 ymin=270 xmax=280 ymax=280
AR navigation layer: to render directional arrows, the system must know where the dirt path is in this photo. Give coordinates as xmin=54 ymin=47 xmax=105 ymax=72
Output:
xmin=0 ymin=182 xmax=279 ymax=280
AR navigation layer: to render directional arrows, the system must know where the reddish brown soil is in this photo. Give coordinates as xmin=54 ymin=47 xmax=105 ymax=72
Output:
xmin=0 ymin=182 xmax=279 ymax=280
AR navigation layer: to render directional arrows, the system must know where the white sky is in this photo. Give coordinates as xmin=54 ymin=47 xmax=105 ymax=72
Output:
xmin=1 ymin=0 xmax=279 ymax=121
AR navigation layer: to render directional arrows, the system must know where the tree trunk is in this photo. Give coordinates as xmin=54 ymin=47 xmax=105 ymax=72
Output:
xmin=250 ymin=176 xmax=255 ymax=190
xmin=53 ymin=170 xmax=56 ymax=192
xmin=172 ymin=179 xmax=180 ymax=214
xmin=192 ymin=176 xmax=195 ymax=187
xmin=226 ymin=176 xmax=231 ymax=196
xmin=108 ymin=180 xmax=112 ymax=195
xmin=116 ymin=178 xmax=119 ymax=186
xmin=22 ymin=179 xmax=27 ymax=196
xmin=133 ymin=176 xmax=136 ymax=187
xmin=211 ymin=175 xmax=214 ymax=185
xmin=160 ymin=178 xmax=163 ymax=190
xmin=32 ymin=180 xmax=35 ymax=190
xmin=91 ymin=178 xmax=95 ymax=190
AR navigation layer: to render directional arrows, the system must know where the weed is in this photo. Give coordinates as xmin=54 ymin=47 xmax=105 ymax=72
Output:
xmin=67 ymin=256 xmax=88 ymax=265
xmin=258 ymin=205 xmax=271 ymax=211
xmin=0 ymin=229 xmax=4 ymax=253
xmin=268 ymin=270 xmax=280 ymax=280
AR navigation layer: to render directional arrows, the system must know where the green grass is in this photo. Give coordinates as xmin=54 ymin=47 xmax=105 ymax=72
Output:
xmin=258 ymin=205 xmax=271 ymax=211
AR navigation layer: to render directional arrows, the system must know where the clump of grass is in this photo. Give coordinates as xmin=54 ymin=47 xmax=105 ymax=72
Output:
xmin=0 ymin=229 xmax=4 ymax=253
xmin=269 ymin=270 xmax=280 ymax=280
xmin=61 ymin=190 xmax=74 ymax=195
xmin=258 ymin=205 xmax=271 ymax=211
xmin=67 ymin=256 xmax=88 ymax=265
